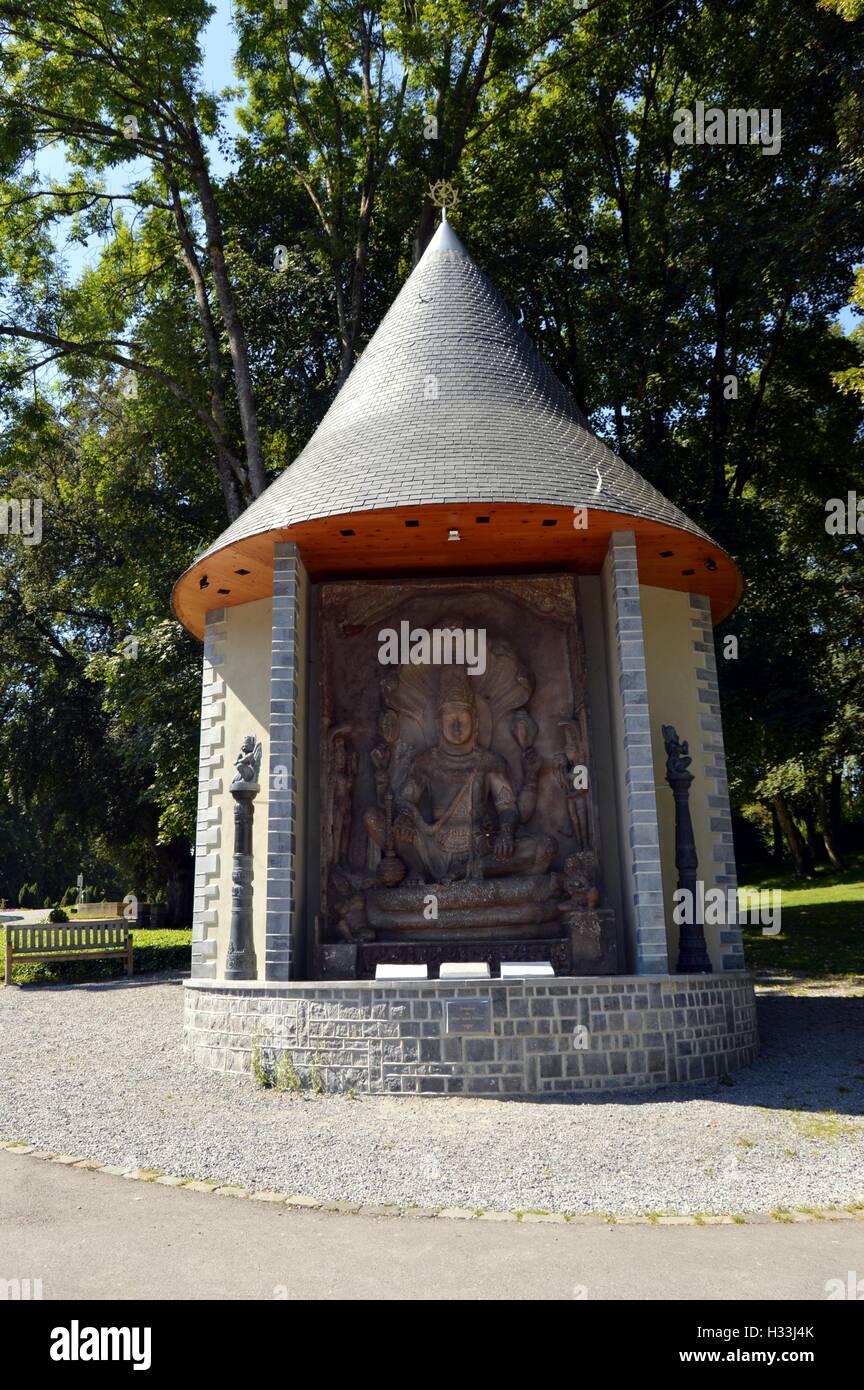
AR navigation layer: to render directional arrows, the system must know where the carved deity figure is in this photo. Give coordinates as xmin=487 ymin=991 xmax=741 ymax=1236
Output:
xmin=231 ymin=734 xmax=262 ymax=788
xmin=329 ymin=866 xmax=373 ymax=943
xmin=662 ymin=724 xmax=692 ymax=780
xmin=554 ymin=710 xmax=591 ymax=850
xmin=369 ymin=706 xmax=412 ymax=806
xmin=560 ymin=852 xmax=601 ymax=913
xmin=327 ymin=726 xmax=357 ymax=867
xmin=364 ymin=669 xmax=555 ymax=884
xmin=509 ymin=708 xmax=541 ymax=823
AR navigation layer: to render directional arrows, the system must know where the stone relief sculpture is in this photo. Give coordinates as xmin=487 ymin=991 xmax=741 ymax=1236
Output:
xmin=366 ymin=703 xmax=413 ymax=870
xmin=365 ymin=667 xmax=555 ymax=886
xmin=325 ymin=724 xmax=357 ymax=868
xmin=554 ymin=709 xmax=591 ymax=851
xmin=510 ymin=708 xmax=541 ymax=823
xmin=318 ymin=578 xmax=618 ymax=974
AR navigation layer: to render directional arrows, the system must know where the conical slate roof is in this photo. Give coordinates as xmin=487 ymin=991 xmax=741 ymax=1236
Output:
xmin=199 ymin=219 xmax=709 ymax=556
xmin=174 ymin=219 xmax=741 ymax=635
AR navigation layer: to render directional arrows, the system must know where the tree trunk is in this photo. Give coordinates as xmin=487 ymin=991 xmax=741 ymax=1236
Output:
xmin=166 ymin=172 xmax=247 ymax=519
xmin=413 ymin=194 xmax=438 ymax=264
xmin=156 ymin=838 xmax=194 ymax=930
xmin=818 ymin=775 xmax=844 ymax=869
xmin=803 ymin=806 xmax=822 ymax=865
xmin=412 ymin=13 xmax=502 ymax=264
xmin=336 ymin=187 xmax=375 ymax=388
xmin=771 ymin=793 xmax=814 ymax=879
xmin=188 ymin=130 xmax=268 ymax=499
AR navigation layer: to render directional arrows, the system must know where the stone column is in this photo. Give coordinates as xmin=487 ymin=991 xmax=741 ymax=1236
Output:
xmin=663 ymin=724 xmax=712 ymax=974
xmin=191 ymin=609 xmax=226 ymax=979
xmin=602 ymin=532 xmax=669 ymax=973
xmin=689 ymin=593 xmax=745 ymax=971
xmin=264 ymin=543 xmax=308 ymax=981
xmin=225 ymin=744 xmax=261 ymax=981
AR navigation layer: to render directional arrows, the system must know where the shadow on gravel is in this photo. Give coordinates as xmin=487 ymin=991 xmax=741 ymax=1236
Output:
xmin=501 ymin=992 xmax=864 ymax=1118
xmin=6 ymin=972 xmax=188 ymax=993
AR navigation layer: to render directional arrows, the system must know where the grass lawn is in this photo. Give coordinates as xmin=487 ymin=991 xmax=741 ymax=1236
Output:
xmin=739 ymin=855 xmax=864 ymax=980
xmin=0 ymin=927 xmax=191 ymax=985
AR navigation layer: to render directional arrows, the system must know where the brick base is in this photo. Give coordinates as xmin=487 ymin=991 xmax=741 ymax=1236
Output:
xmin=183 ymin=974 xmax=758 ymax=1096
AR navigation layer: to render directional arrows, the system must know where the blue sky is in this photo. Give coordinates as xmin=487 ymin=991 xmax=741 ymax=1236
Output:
xmin=199 ymin=0 xmax=243 ymax=175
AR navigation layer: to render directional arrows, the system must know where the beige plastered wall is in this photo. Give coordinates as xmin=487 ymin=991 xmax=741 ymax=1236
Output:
xmin=640 ymin=585 xmax=724 ymax=972
xmin=212 ymin=597 xmax=272 ymax=975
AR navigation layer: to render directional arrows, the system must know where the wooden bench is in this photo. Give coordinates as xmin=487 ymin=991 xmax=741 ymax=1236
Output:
xmin=3 ymin=924 xmax=134 ymax=985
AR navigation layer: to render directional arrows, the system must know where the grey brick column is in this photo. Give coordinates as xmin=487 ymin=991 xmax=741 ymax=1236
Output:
xmin=265 ymin=543 xmax=307 ymax=980
xmin=191 ymin=609 xmax=226 ymax=979
xmin=689 ymin=594 xmax=745 ymax=971
xmin=604 ymin=532 xmax=669 ymax=973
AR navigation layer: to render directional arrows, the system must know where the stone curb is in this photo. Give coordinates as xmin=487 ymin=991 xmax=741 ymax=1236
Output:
xmin=2 ymin=1140 xmax=863 ymax=1228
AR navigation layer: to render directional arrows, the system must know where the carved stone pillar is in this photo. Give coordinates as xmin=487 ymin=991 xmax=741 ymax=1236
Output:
xmin=265 ymin=542 xmax=308 ymax=981
xmin=602 ymin=532 xmax=669 ymax=973
xmin=225 ymin=736 xmax=261 ymax=981
xmin=663 ymin=724 xmax=712 ymax=974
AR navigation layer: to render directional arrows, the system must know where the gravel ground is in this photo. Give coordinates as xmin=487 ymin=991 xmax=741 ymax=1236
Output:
xmin=1 ymin=976 xmax=862 ymax=1215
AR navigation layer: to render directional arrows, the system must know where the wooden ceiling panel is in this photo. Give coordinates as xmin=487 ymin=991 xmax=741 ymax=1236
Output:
xmin=172 ymin=504 xmax=743 ymax=638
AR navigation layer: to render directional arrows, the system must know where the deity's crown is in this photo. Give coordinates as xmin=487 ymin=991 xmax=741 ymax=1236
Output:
xmin=438 ymin=667 xmax=475 ymax=711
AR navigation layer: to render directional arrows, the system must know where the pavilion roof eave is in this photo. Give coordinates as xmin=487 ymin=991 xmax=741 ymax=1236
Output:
xmin=172 ymin=501 xmax=743 ymax=640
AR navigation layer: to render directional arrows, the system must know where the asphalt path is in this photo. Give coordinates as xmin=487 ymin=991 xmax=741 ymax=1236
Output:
xmin=1 ymin=1150 xmax=861 ymax=1301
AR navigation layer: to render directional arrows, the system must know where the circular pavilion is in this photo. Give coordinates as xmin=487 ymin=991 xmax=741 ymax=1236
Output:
xmin=175 ymin=218 xmax=757 ymax=1096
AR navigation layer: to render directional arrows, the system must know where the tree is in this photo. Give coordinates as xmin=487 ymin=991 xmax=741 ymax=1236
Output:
xmin=0 ymin=0 xmax=268 ymax=518
xmin=1 ymin=0 xmax=862 ymax=900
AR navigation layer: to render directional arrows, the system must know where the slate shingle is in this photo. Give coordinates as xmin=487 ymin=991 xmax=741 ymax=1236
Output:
xmin=197 ymin=219 xmax=713 ymax=562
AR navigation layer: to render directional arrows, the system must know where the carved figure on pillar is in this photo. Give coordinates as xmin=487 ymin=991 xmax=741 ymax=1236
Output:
xmin=225 ymin=734 xmax=261 ymax=981
xmin=232 ymin=733 xmax=262 ymax=786
xmin=662 ymin=723 xmax=712 ymax=974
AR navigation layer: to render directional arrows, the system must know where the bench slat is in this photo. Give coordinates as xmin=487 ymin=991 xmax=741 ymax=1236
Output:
xmin=9 ymin=925 xmax=131 ymax=949
xmin=4 ymin=922 xmax=134 ymax=986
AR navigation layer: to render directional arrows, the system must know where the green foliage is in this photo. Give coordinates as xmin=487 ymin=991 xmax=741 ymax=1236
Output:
xmin=0 ymin=0 xmax=861 ymax=898
xmin=47 ymin=906 xmax=68 ymax=923
xmin=309 ymin=1052 xmax=325 ymax=1096
xmin=832 ymin=268 xmax=864 ymax=402
xmin=273 ymin=1053 xmax=302 ymax=1094
xmin=250 ymin=1038 xmax=272 ymax=1089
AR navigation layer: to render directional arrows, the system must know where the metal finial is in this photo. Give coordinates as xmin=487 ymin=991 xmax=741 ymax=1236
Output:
xmin=429 ymin=179 xmax=460 ymax=213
